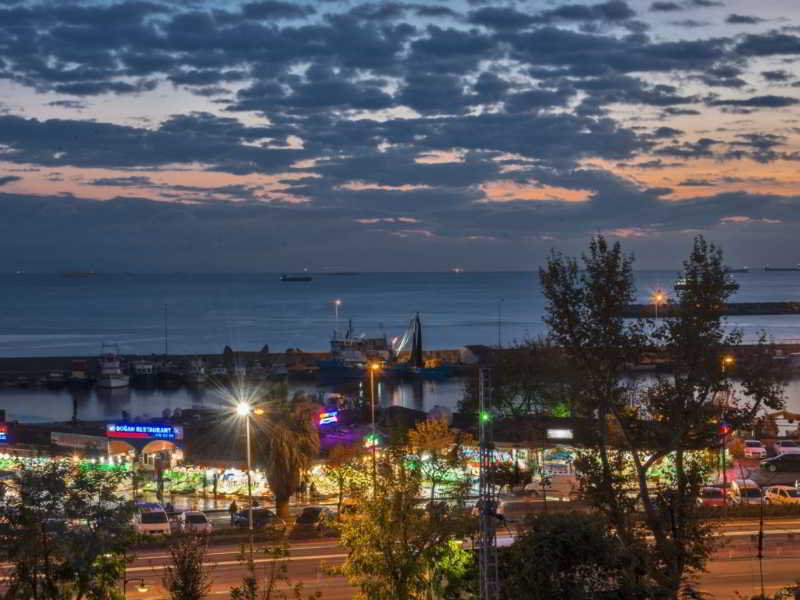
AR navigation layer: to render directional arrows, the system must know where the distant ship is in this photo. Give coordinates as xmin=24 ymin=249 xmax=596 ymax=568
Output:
xmin=63 ymin=271 xmax=96 ymax=278
xmin=280 ymin=274 xmax=312 ymax=282
xmin=450 ymin=267 xmax=465 ymax=273
xmin=764 ymin=264 xmax=800 ymax=272
xmin=725 ymin=267 xmax=749 ymax=273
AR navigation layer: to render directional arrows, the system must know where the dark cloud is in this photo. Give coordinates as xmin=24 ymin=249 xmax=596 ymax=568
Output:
xmin=726 ymin=14 xmax=764 ymax=25
xmin=651 ymin=2 xmax=683 ymax=11
xmin=534 ymin=1 xmax=637 ymax=24
xmin=47 ymin=99 xmax=87 ymax=110
xmin=762 ymin=70 xmax=792 ymax=82
xmin=240 ymin=1 xmax=315 ymax=20
xmin=468 ymin=7 xmax=534 ymax=30
xmin=736 ymin=32 xmax=800 ymax=56
xmin=709 ymin=94 xmax=799 ymax=107
xmin=0 ymin=175 xmax=21 ymax=186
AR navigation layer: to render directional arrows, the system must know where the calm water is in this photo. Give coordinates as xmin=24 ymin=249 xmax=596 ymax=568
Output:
xmin=0 ymin=378 xmax=466 ymax=423
xmin=2 ymin=270 xmax=800 ymax=423
xmin=2 ymin=271 xmax=800 ymax=358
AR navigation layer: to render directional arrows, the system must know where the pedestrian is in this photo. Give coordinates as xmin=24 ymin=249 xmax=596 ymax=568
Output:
xmin=309 ymin=481 xmax=317 ymax=498
xmin=229 ymin=500 xmax=238 ymax=524
xmin=299 ymin=479 xmax=307 ymax=501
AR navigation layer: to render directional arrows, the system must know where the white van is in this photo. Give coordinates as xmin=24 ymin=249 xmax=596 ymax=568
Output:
xmin=730 ymin=479 xmax=762 ymax=505
xmin=134 ymin=502 xmax=172 ymax=535
xmin=524 ymin=474 xmax=580 ymax=501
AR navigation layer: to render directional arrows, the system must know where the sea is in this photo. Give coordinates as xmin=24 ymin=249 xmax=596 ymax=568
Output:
xmin=2 ymin=270 xmax=800 ymax=423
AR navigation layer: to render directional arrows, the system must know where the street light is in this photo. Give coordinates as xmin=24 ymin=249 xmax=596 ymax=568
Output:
xmin=722 ymin=355 xmax=735 ymax=373
xmin=236 ymin=401 xmax=254 ymax=559
xmin=334 ymin=299 xmax=342 ymax=329
xmin=719 ymin=355 xmax=735 ymax=509
xmin=369 ymin=362 xmax=381 ymax=495
xmin=122 ymin=576 xmax=148 ymax=598
xmin=651 ymin=290 xmax=666 ymax=319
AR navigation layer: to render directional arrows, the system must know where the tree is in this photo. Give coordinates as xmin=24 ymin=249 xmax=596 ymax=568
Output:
xmin=322 ymin=443 xmax=367 ymax=516
xmin=254 ymin=392 xmax=320 ymax=520
xmin=500 ymin=512 xmax=644 ymax=599
xmin=0 ymin=460 xmax=137 ymax=600
xmin=407 ymin=418 xmax=473 ymax=502
xmin=161 ymin=532 xmax=214 ymax=600
xmin=459 ymin=338 xmax=577 ymax=418
xmin=540 ymin=235 xmax=786 ymax=599
xmin=229 ymin=542 xmax=321 ymax=600
xmin=335 ymin=443 xmax=474 ymax=600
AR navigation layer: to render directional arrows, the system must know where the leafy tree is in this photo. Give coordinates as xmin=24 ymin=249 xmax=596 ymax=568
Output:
xmin=459 ymin=338 xmax=577 ymax=418
xmin=0 ymin=460 xmax=137 ymax=600
xmin=254 ymin=393 xmax=320 ymax=520
xmin=335 ymin=443 xmax=474 ymax=600
xmin=162 ymin=532 xmax=214 ymax=600
xmin=540 ymin=235 xmax=786 ymax=599
xmin=229 ymin=542 xmax=321 ymax=600
xmin=500 ymin=511 xmax=645 ymax=599
xmin=322 ymin=443 xmax=367 ymax=516
xmin=407 ymin=418 xmax=473 ymax=501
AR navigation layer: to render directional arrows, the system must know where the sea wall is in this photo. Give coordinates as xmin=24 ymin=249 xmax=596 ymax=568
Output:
xmin=625 ymin=301 xmax=800 ymax=318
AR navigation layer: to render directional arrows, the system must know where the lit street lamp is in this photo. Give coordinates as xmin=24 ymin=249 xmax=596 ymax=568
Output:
xmin=719 ymin=355 xmax=735 ymax=509
xmin=334 ymin=299 xmax=342 ymax=328
xmin=651 ymin=290 xmax=666 ymax=319
xmin=369 ymin=362 xmax=381 ymax=494
xmin=123 ymin=576 xmax=148 ymax=598
xmin=236 ymin=401 xmax=254 ymax=558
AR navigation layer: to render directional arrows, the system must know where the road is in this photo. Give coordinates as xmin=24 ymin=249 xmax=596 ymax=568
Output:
xmin=125 ymin=519 xmax=800 ymax=599
xmin=3 ymin=519 xmax=800 ymax=599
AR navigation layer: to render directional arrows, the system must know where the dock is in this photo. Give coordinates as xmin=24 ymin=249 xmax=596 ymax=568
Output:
xmin=625 ymin=301 xmax=800 ymax=318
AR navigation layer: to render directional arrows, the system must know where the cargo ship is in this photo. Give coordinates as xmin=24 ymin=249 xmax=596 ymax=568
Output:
xmin=764 ymin=264 xmax=800 ymax=272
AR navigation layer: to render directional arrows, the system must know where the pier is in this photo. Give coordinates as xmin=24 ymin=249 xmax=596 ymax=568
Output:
xmin=625 ymin=301 xmax=800 ymax=318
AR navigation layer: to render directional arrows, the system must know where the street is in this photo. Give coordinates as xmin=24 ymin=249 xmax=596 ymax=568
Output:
xmin=122 ymin=519 xmax=800 ymax=599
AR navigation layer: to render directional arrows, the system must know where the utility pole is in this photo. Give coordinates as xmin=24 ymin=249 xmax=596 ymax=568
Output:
xmin=478 ymin=367 xmax=499 ymax=600
xmin=497 ymin=299 xmax=504 ymax=348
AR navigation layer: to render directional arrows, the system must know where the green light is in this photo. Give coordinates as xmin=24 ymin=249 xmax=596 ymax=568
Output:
xmin=480 ymin=411 xmax=490 ymax=423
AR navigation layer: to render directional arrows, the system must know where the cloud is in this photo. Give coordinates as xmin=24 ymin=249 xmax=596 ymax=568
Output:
xmin=0 ymin=175 xmax=21 ymax=186
xmin=709 ymin=95 xmax=799 ymax=107
xmin=650 ymin=2 xmax=683 ymax=12
xmin=726 ymin=14 xmax=764 ymax=25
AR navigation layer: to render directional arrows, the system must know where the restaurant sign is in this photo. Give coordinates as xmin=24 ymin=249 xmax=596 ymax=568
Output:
xmin=106 ymin=423 xmax=183 ymax=441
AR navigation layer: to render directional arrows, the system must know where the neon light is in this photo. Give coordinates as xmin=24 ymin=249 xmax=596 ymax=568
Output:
xmin=363 ymin=433 xmax=379 ymax=448
xmin=319 ymin=411 xmax=339 ymax=426
xmin=546 ymin=428 xmax=573 ymax=440
xmin=0 ymin=424 xmax=7 ymax=444
xmin=106 ymin=423 xmax=182 ymax=440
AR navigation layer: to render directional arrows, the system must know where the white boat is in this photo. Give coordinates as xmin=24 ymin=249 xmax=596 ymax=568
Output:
xmin=184 ymin=358 xmax=207 ymax=386
xmin=97 ymin=345 xmax=130 ymax=388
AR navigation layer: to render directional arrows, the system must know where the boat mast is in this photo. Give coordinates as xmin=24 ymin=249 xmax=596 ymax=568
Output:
xmin=164 ymin=304 xmax=168 ymax=358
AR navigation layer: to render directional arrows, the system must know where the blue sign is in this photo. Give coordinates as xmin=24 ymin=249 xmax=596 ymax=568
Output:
xmin=0 ymin=424 xmax=7 ymax=444
xmin=107 ymin=423 xmax=183 ymax=441
xmin=319 ymin=410 xmax=339 ymax=426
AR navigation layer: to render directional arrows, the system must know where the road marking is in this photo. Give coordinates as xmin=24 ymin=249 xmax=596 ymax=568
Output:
xmin=126 ymin=552 xmax=349 ymax=573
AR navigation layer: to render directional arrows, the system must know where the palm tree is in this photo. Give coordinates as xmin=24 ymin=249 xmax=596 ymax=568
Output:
xmin=253 ymin=392 xmax=320 ymax=520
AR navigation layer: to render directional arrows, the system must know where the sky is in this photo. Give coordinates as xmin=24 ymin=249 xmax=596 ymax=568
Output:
xmin=1 ymin=0 xmax=800 ymax=272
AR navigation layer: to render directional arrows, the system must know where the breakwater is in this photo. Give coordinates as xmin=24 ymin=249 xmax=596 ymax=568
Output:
xmin=624 ymin=301 xmax=800 ymax=318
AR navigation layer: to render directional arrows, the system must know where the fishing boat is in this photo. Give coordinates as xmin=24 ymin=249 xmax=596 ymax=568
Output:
xmin=765 ymin=264 xmax=800 ymax=272
xmin=317 ymin=320 xmax=391 ymax=378
xmin=280 ymin=273 xmax=312 ymax=282
xmin=183 ymin=357 xmax=207 ymax=386
xmin=96 ymin=345 xmax=130 ymax=388
xmin=131 ymin=360 xmax=157 ymax=387
xmin=68 ymin=359 xmax=92 ymax=386
xmin=386 ymin=313 xmax=449 ymax=379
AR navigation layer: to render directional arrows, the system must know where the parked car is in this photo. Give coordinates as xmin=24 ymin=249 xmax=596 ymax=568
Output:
xmin=523 ymin=474 xmax=580 ymax=500
xmin=232 ymin=507 xmax=286 ymax=531
xmin=292 ymin=507 xmax=336 ymax=535
xmin=743 ymin=440 xmax=767 ymax=459
xmin=134 ymin=503 xmax=172 ymax=535
xmin=763 ymin=485 xmax=800 ymax=505
xmin=774 ymin=440 xmax=800 ymax=456
xmin=761 ymin=454 xmax=800 ymax=472
xmin=178 ymin=511 xmax=212 ymax=534
xmin=697 ymin=486 xmax=726 ymax=507
xmin=729 ymin=479 xmax=762 ymax=505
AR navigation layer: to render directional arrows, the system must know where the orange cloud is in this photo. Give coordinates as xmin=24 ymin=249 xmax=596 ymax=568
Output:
xmin=481 ymin=180 xmax=592 ymax=203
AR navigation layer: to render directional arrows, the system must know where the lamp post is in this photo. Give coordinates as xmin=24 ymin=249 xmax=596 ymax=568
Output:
xmin=123 ymin=577 xmax=148 ymax=598
xmin=720 ymin=355 xmax=735 ymax=508
xmin=334 ymin=299 xmax=342 ymax=330
xmin=369 ymin=362 xmax=381 ymax=495
xmin=236 ymin=401 xmax=254 ymax=559
xmin=651 ymin=290 xmax=666 ymax=319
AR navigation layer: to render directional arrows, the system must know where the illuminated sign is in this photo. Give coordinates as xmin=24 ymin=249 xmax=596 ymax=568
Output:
xmin=546 ymin=428 xmax=574 ymax=440
xmin=363 ymin=433 xmax=380 ymax=448
xmin=106 ymin=423 xmax=183 ymax=441
xmin=52 ymin=432 xmax=108 ymax=451
xmin=319 ymin=411 xmax=339 ymax=426
xmin=0 ymin=424 xmax=7 ymax=444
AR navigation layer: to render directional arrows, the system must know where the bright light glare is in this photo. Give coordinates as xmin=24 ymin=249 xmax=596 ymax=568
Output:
xmin=236 ymin=402 xmax=251 ymax=417
xmin=370 ymin=362 xmax=381 ymax=371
